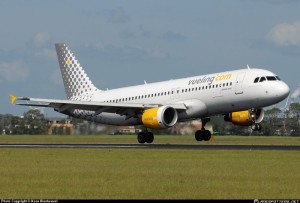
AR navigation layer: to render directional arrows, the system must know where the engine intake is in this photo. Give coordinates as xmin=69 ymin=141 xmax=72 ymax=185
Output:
xmin=142 ymin=106 xmax=178 ymax=129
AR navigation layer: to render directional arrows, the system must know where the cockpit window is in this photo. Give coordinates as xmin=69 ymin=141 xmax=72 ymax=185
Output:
xmin=259 ymin=77 xmax=266 ymax=82
xmin=266 ymin=76 xmax=277 ymax=81
xmin=254 ymin=77 xmax=260 ymax=83
xmin=276 ymin=76 xmax=281 ymax=81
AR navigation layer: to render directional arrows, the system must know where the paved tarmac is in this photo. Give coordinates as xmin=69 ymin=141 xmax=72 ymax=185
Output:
xmin=0 ymin=144 xmax=300 ymax=150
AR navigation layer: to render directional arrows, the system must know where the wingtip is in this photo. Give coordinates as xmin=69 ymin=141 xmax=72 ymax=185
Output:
xmin=9 ymin=94 xmax=17 ymax=104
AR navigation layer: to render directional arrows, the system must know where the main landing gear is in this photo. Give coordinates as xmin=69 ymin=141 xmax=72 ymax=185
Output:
xmin=195 ymin=118 xmax=212 ymax=142
xmin=137 ymin=131 xmax=154 ymax=144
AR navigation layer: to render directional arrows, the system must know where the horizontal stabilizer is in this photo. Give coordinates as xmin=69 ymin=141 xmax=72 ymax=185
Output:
xmin=9 ymin=94 xmax=17 ymax=104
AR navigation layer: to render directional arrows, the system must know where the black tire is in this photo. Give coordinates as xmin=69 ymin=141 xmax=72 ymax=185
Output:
xmin=146 ymin=132 xmax=154 ymax=143
xmin=137 ymin=132 xmax=146 ymax=144
xmin=204 ymin=130 xmax=211 ymax=141
xmin=195 ymin=130 xmax=203 ymax=141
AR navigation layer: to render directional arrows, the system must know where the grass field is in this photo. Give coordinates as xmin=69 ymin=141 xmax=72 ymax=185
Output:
xmin=0 ymin=135 xmax=300 ymax=199
xmin=1 ymin=134 xmax=300 ymax=145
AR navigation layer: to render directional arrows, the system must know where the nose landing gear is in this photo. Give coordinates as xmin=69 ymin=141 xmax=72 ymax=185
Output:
xmin=251 ymin=123 xmax=262 ymax=131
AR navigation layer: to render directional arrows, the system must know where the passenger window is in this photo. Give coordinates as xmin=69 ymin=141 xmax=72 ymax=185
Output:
xmin=254 ymin=77 xmax=259 ymax=83
xmin=259 ymin=77 xmax=266 ymax=82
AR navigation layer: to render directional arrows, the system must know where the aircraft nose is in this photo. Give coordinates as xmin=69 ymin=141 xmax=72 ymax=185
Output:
xmin=277 ymin=82 xmax=290 ymax=100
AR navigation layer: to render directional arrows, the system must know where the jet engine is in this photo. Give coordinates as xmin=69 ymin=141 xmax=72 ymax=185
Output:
xmin=142 ymin=106 xmax=178 ymax=129
xmin=224 ymin=108 xmax=264 ymax=129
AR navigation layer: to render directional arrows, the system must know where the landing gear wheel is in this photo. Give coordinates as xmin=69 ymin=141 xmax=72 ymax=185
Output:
xmin=146 ymin=132 xmax=154 ymax=143
xmin=195 ymin=118 xmax=212 ymax=142
xmin=195 ymin=130 xmax=211 ymax=141
xmin=137 ymin=132 xmax=154 ymax=144
xmin=203 ymin=130 xmax=211 ymax=141
xmin=195 ymin=130 xmax=203 ymax=141
xmin=137 ymin=132 xmax=146 ymax=144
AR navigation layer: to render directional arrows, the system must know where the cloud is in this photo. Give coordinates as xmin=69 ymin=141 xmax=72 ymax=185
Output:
xmin=119 ymin=26 xmax=153 ymax=40
xmin=119 ymin=30 xmax=136 ymax=39
xmin=0 ymin=62 xmax=29 ymax=81
xmin=261 ymin=0 xmax=299 ymax=4
xmin=162 ymin=31 xmax=187 ymax=41
xmin=89 ymin=42 xmax=168 ymax=60
xmin=34 ymin=32 xmax=51 ymax=47
xmin=35 ymin=48 xmax=57 ymax=60
xmin=105 ymin=8 xmax=130 ymax=23
xmin=267 ymin=21 xmax=300 ymax=46
xmin=138 ymin=25 xmax=153 ymax=38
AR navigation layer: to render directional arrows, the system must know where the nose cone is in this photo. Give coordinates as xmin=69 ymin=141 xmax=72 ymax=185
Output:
xmin=277 ymin=82 xmax=290 ymax=101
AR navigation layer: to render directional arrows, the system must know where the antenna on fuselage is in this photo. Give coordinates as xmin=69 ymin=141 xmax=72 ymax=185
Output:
xmin=144 ymin=80 xmax=147 ymax=85
xmin=247 ymin=64 xmax=251 ymax=70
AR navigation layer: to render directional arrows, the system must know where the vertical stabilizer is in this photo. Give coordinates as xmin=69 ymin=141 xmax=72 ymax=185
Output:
xmin=55 ymin=43 xmax=101 ymax=101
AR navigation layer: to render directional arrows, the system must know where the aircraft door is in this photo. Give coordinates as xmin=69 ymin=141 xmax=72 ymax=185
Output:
xmin=235 ymin=73 xmax=245 ymax=94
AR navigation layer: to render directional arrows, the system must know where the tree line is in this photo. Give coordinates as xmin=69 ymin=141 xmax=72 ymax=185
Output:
xmin=1 ymin=102 xmax=300 ymax=136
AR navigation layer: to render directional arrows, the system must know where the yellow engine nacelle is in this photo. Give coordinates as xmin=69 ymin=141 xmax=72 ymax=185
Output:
xmin=224 ymin=108 xmax=264 ymax=126
xmin=142 ymin=106 xmax=178 ymax=129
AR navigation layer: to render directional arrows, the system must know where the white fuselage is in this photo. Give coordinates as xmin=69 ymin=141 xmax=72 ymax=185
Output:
xmin=68 ymin=68 xmax=289 ymax=126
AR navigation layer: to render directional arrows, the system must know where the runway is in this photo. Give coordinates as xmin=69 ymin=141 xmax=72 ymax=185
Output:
xmin=0 ymin=143 xmax=300 ymax=150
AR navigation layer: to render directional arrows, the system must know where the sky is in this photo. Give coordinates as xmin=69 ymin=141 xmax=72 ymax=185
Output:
xmin=1 ymin=0 xmax=300 ymax=117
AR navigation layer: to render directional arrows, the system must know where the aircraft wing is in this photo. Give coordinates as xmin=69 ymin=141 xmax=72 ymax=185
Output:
xmin=10 ymin=95 xmax=187 ymax=116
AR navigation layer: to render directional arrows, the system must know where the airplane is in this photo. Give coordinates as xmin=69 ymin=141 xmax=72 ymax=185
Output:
xmin=10 ymin=43 xmax=290 ymax=143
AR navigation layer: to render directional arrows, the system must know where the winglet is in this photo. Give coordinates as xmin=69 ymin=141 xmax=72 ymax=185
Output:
xmin=9 ymin=94 xmax=17 ymax=104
